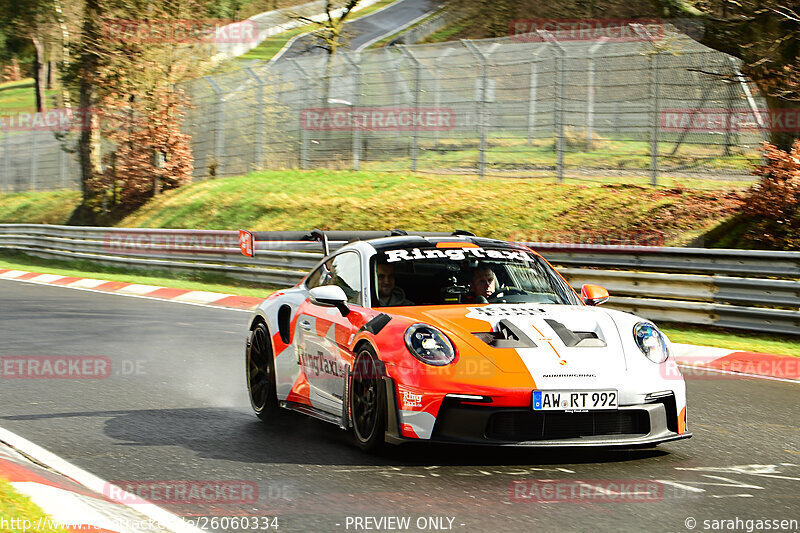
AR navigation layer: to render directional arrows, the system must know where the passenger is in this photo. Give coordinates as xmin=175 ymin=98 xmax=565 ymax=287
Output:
xmin=376 ymin=263 xmax=414 ymax=306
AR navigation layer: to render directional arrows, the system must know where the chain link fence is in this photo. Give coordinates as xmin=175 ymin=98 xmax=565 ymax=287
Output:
xmin=0 ymin=29 xmax=771 ymax=192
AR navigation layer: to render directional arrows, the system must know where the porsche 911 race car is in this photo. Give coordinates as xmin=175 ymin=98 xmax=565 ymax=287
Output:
xmin=240 ymin=230 xmax=691 ymax=451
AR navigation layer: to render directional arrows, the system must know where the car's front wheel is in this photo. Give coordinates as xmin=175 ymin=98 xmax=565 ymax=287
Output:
xmin=350 ymin=346 xmax=386 ymax=452
xmin=247 ymin=322 xmax=279 ymax=421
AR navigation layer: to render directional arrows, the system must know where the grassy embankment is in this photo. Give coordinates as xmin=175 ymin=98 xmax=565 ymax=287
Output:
xmin=0 ymin=478 xmax=69 ymax=533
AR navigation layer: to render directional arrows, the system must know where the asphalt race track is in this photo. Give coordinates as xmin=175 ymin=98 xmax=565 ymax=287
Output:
xmin=278 ymin=0 xmax=437 ymax=60
xmin=1 ymin=279 xmax=798 ymax=533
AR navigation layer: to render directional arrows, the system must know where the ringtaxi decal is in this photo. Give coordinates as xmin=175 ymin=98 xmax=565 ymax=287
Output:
xmin=385 ymin=247 xmax=535 ymax=263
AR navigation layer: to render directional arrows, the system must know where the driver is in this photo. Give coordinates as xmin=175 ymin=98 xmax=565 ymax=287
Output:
xmin=376 ymin=263 xmax=414 ymax=306
xmin=465 ymin=264 xmax=497 ymax=303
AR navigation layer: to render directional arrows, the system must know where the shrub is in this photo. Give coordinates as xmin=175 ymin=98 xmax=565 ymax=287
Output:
xmin=741 ymin=140 xmax=800 ymax=249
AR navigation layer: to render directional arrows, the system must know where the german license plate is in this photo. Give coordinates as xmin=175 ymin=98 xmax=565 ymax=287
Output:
xmin=533 ymin=390 xmax=618 ymax=411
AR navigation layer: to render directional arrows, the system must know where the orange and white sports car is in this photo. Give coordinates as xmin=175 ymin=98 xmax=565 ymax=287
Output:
xmin=240 ymin=230 xmax=691 ymax=452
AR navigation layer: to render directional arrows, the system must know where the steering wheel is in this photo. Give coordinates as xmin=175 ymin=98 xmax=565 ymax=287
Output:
xmin=487 ymin=286 xmax=527 ymax=302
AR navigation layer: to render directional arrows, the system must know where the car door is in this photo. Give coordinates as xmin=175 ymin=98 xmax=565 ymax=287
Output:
xmin=295 ymin=251 xmax=368 ymax=415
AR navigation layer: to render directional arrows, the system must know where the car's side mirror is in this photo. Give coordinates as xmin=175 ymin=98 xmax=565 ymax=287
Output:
xmin=309 ymin=285 xmax=350 ymax=316
xmin=581 ymin=284 xmax=609 ymax=306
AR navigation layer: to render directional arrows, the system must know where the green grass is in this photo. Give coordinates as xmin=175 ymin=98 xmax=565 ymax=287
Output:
xmin=0 ymin=190 xmax=81 ymax=224
xmin=106 ymin=169 xmax=739 ymax=247
xmin=237 ymin=0 xmax=397 ymax=61
xmin=0 ymin=478 xmax=69 ymax=533
xmin=0 ymin=251 xmax=278 ymax=299
xmin=662 ymin=325 xmax=800 ymax=357
xmin=0 ymin=79 xmax=58 ymax=115
xmin=404 ymin=136 xmax=759 ymax=173
xmin=419 ymin=19 xmax=470 ymax=44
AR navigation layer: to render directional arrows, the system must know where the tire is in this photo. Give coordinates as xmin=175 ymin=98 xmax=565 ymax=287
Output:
xmin=246 ymin=322 xmax=279 ymax=421
xmin=350 ymin=346 xmax=386 ymax=453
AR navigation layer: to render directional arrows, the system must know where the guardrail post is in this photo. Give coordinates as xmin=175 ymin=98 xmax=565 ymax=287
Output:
xmin=244 ymin=66 xmax=265 ymax=171
xmin=290 ymin=59 xmax=311 ymax=170
xmin=586 ymin=38 xmax=608 ymax=151
xmin=341 ymin=52 xmax=362 ymax=171
xmin=537 ymin=31 xmax=566 ymax=183
xmin=398 ymin=46 xmax=421 ymax=172
xmin=203 ymin=76 xmax=225 ymax=177
xmin=31 ymin=131 xmax=38 ymax=191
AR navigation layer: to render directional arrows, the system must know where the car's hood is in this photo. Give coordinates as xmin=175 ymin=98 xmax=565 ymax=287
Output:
xmin=387 ymin=303 xmax=629 ymax=386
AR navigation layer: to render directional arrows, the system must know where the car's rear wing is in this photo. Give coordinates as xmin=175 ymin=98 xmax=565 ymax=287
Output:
xmin=238 ymin=229 xmax=474 ymax=256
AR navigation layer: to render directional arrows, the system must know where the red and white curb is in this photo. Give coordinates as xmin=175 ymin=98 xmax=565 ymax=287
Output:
xmin=1 ymin=267 xmax=797 ymax=381
xmin=672 ymin=343 xmax=799 ymax=382
xmin=0 ymin=268 xmax=266 ymax=310
xmin=0 ymin=428 xmax=203 ymax=533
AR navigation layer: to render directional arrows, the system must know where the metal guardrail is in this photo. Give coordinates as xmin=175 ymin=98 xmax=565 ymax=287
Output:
xmin=0 ymin=225 xmax=797 ymax=335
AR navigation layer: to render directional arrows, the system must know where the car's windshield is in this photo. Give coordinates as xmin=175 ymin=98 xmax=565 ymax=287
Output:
xmin=370 ymin=244 xmax=582 ymax=307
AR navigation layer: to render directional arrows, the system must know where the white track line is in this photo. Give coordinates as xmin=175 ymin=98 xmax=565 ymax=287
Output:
xmin=0 ymin=426 xmax=206 ymax=533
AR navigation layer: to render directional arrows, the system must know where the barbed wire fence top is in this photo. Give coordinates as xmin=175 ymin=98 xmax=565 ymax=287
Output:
xmin=0 ymin=28 xmax=772 ymax=192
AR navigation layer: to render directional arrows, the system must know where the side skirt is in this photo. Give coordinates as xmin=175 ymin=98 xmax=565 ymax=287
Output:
xmin=280 ymin=401 xmax=344 ymax=428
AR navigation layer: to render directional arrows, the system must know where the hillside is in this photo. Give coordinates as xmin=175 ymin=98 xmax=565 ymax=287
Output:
xmin=0 ymin=170 xmax=742 ymax=246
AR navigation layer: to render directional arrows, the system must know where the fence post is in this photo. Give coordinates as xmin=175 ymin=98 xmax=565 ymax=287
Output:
xmin=203 ymin=76 xmax=225 ymax=177
xmin=398 ymin=46 xmax=421 ymax=173
xmin=433 ymin=48 xmax=453 ymax=149
xmin=244 ymin=66 xmax=265 ymax=171
xmin=633 ymin=24 xmax=660 ymax=186
xmin=31 ymin=131 xmax=38 ymax=191
xmin=462 ymin=40 xmax=498 ymax=179
xmin=291 ymin=59 xmax=311 ymax=170
xmin=2 ymin=129 xmax=8 ymax=192
xmin=537 ymin=31 xmax=565 ymax=182
xmin=342 ymin=52 xmax=362 ymax=171
xmin=586 ymin=38 xmax=608 ymax=151
xmin=527 ymin=52 xmax=539 ymax=145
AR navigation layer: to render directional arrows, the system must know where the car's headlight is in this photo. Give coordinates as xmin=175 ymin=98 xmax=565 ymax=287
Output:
xmin=634 ymin=322 xmax=670 ymax=364
xmin=404 ymin=324 xmax=456 ymax=366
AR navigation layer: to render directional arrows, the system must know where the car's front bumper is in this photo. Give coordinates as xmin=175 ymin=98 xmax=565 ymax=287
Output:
xmin=383 ymin=378 xmax=691 ymax=447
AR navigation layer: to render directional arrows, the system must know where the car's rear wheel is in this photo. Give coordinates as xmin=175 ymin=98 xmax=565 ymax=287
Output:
xmin=247 ymin=322 xmax=279 ymax=421
xmin=350 ymin=346 xmax=386 ymax=452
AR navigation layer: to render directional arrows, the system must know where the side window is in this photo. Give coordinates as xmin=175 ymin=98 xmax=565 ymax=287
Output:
xmin=306 ymin=252 xmax=362 ymax=305
xmin=327 ymin=252 xmax=362 ymax=305
xmin=306 ymin=263 xmax=331 ymax=290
